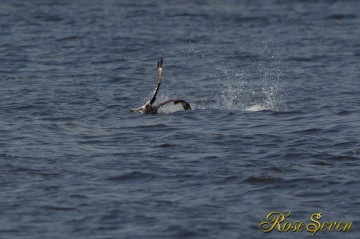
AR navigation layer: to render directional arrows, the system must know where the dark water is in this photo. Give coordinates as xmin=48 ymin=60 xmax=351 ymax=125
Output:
xmin=1 ymin=0 xmax=360 ymax=238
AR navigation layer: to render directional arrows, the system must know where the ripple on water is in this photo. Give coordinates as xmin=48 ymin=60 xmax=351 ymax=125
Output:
xmin=105 ymin=171 xmax=156 ymax=183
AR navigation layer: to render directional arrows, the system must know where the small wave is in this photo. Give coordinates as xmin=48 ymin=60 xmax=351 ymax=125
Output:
xmin=39 ymin=205 xmax=76 ymax=211
xmin=34 ymin=14 xmax=63 ymax=22
xmin=235 ymin=16 xmax=268 ymax=23
xmin=154 ymin=143 xmax=175 ymax=148
xmin=298 ymin=128 xmax=323 ymax=135
xmin=56 ymin=35 xmax=81 ymax=42
xmin=326 ymin=155 xmax=358 ymax=161
xmin=311 ymin=161 xmax=334 ymax=167
xmin=9 ymin=167 xmax=61 ymax=178
xmin=242 ymin=176 xmax=282 ymax=184
xmin=0 ymin=153 xmax=15 ymax=158
xmin=326 ymin=14 xmax=357 ymax=20
xmin=271 ymin=111 xmax=302 ymax=116
xmin=136 ymin=123 xmax=172 ymax=129
xmin=336 ymin=110 xmax=353 ymax=116
xmin=217 ymin=175 xmax=242 ymax=184
xmin=106 ymin=171 xmax=155 ymax=182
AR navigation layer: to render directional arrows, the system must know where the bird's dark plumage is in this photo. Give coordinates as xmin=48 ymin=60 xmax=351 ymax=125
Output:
xmin=129 ymin=58 xmax=191 ymax=114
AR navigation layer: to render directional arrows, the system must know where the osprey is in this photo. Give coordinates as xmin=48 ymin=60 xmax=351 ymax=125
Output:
xmin=129 ymin=58 xmax=191 ymax=114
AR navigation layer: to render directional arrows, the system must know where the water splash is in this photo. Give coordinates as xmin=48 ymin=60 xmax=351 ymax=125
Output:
xmin=181 ymin=43 xmax=284 ymax=112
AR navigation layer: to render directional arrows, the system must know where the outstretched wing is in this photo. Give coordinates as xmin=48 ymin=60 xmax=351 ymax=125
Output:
xmin=156 ymin=99 xmax=191 ymax=110
xmin=149 ymin=58 xmax=163 ymax=105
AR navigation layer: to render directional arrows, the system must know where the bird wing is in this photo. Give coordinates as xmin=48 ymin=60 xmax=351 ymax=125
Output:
xmin=149 ymin=58 xmax=163 ymax=105
xmin=156 ymin=99 xmax=191 ymax=110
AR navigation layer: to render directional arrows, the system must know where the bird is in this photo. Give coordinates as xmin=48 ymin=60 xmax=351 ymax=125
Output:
xmin=129 ymin=58 xmax=191 ymax=114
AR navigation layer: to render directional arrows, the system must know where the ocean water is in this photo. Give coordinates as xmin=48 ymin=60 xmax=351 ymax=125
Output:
xmin=1 ymin=0 xmax=360 ymax=238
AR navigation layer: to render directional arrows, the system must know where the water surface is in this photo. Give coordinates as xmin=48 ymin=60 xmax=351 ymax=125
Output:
xmin=1 ymin=0 xmax=360 ymax=238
